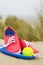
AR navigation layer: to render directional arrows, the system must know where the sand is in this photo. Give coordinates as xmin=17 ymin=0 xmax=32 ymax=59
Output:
xmin=0 ymin=39 xmax=43 ymax=65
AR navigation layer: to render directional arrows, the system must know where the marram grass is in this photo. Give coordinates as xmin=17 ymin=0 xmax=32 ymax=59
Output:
xmin=5 ymin=16 xmax=43 ymax=41
xmin=0 ymin=16 xmax=43 ymax=41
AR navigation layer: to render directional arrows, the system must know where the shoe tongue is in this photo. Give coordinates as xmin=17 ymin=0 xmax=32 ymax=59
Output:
xmin=5 ymin=29 xmax=16 ymax=36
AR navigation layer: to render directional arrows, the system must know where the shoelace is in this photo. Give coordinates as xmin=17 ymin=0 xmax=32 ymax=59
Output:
xmin=24 ymin=40 xmax=31 ymax=46
xmin=0 ymin=36 xmax=15 ymax=48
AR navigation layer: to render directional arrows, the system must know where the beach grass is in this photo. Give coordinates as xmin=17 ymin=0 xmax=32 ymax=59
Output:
xmin=5 ymin=16 xmax=43 ymax=41
xmin=0 ymin=20 xmax=6 ymax=39
xmin=0 ymin=15 xmax=43 ymax=41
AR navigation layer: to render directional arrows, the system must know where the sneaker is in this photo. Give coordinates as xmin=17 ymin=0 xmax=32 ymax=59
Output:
xmin=19 ymin=39 xmax=39 ymax=54
xmin=4 ymin=27 xmax=21 ymax=53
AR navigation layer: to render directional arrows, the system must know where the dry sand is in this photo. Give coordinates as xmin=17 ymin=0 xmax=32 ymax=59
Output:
xmin=0 ymin=39 xmax=43 ymax=65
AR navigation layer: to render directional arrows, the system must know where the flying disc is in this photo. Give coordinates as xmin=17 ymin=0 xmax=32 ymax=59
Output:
xmin=0 ymin=47 xmax=35 ymax=59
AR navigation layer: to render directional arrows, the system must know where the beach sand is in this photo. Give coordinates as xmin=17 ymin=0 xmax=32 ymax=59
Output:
xmin=0 ymin=39 xmax=43 ymax=65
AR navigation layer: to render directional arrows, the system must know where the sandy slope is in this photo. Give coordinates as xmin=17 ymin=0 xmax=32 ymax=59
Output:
xmin=0 ymin=39 xmax=43 ymax=65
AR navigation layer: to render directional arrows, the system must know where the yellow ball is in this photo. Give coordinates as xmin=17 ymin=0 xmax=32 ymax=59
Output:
xmin=22 ymin=47 xmax=34 ymax=56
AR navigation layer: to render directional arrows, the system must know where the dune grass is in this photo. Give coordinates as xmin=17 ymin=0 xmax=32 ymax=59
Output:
xmin=0 ymin=21 xmax=6 ymax=39
xmin=5 ymin=16 xmax=43 ymax=41
xmin=0 ymin=15 xmax=43 ymax=41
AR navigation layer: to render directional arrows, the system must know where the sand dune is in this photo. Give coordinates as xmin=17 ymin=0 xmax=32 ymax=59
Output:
xmin=0 ymin=39 xmax=43 ymax=65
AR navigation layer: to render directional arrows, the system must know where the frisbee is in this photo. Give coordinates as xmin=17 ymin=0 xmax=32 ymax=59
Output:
xmin=0 ymin=47 xmax=35 ymax=59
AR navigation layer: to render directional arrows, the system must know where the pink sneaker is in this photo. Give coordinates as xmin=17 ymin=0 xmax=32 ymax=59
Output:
xmin=4 ymin=27 xmax=21 ymax=53
xmin=19 ymin=39 xmax=39 ymax=54
xmin=19 ymin=39 xmax=26 ymax=50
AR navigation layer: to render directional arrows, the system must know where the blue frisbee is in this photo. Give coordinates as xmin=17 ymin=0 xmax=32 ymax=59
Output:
xmin=0 ymin=47 xmax=35 ymax=59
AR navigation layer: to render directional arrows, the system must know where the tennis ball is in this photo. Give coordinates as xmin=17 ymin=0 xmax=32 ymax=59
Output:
xmin=22 ymin=47 xmax=34 ymax=56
